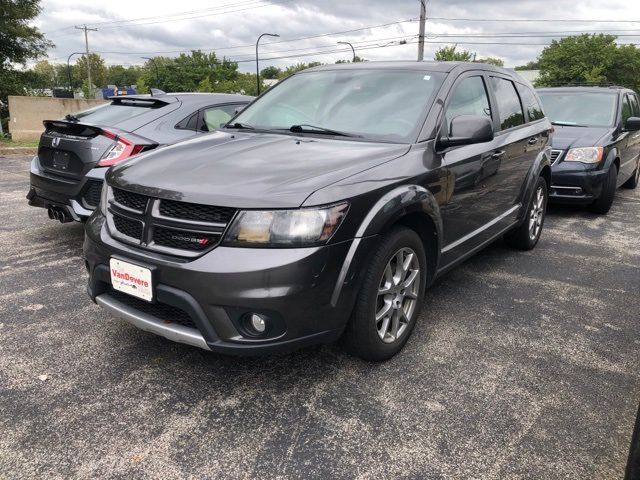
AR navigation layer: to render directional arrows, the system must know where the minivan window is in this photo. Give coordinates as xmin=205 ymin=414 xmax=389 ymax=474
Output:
xmin=231 ymin=70 xmax=447 ymax=142
xmin=517 ymin=85 xmax=545 ymax=122
xmin=445 ymin=76 xmax=491 ymax=130
xmin=537 ymin=92 xmax=617 ymax=127
xmin=74 ymin=101 xmax=160 ymax=125
xmin=630 ymin=94 xmax=640 ymax=117
xmin=622 ymin=95 xmax=634 ymax=125
xmin=490 ymin=77 xmax=525 ymax=130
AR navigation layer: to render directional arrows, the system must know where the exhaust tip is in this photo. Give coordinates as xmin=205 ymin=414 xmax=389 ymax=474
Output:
xmin=47 ymin=207 xmax=55 ymax=220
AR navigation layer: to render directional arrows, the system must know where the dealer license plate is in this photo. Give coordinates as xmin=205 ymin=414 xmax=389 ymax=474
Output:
xmin=110 ymin=258 xmax=153 ymax=302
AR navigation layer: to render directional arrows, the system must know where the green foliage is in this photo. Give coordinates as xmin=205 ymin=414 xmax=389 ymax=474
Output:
xmin=260 ymin=66 xmax=282 ymax=79
xmin=197 ymin=77 xmax=214 ymax=92
xmin=135 ymin=77 xmax=149 ymax=94
xmin=515 ymin=60 xmax=540 ymax=71
xmin=434 ymin=45 xmax=473 ymax=62
xmin=475 ymin=57 xmax=504 ymax=67
xmin=105 ymin=65 xmax=141 ymax=86
xmin=335 ymin=55 xmax=367 ymax=64
xmin=73 ymin=53 xmax=107 ymax=89
xmin=277 ymin=62 xmax=323 ymax=79
xmin=536 ymin=34 xmax=618 ymax=87
xmin=0 ymin=0 xmax=52 ymax=68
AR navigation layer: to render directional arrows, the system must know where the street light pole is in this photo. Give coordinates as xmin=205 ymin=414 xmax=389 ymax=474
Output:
xmin=338 ymin=41 xmax=356 ymax=62
xmin=256 ymin=33 xmax=279 ymax=95
xmin=141 ymin=57 xmax=159 ymax=87
xmin=67 ymin=51 xmax=84 ymax=94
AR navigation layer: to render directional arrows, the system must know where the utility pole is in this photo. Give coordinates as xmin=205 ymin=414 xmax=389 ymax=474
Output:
xmin=75 ymin=24 xmax=98 ymax=97
xmin=417 ymin=0 xmax=427 ymax=61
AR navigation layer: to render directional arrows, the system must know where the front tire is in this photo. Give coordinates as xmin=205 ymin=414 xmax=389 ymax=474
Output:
xmin=341 ymin=227 xmax=427 ymax=361
xmin=589 ymin=165 xmax=618 ymax=214
xmin=505 ymin=176 xmax=548 ymax=251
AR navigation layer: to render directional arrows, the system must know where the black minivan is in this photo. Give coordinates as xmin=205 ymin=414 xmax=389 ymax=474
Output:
xmin=84 ymin=62 xmax=552 ymax=360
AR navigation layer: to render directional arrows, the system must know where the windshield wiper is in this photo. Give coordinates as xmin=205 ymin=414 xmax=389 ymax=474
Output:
xmin=65 ymin=114 xmax=79 ymax=122
xmin=226 ymin=122 xmax=255 ymax=130
xmin=552 ymin=121 xmax=587 ymax=127
xmin=289 ymin=124 xmax=361 ymax=138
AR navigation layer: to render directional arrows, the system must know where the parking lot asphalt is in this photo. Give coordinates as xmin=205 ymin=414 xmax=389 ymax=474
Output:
xmin=1 ymin=154 xmax=639 ymax=479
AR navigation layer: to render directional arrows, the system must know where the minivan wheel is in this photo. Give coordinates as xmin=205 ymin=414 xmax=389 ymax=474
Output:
xmin=505 ymin=176 xmax=548 ymax=251
xmin=588 ymin=165 xmax=618 ymax=214
xmin=622 ymin=159 xmax=640 ymax=189
xmin=341 ymin=227 xmax=426 ymax=361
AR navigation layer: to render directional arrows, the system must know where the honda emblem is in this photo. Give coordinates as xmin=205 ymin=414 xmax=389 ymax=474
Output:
xmin=52 ymin=137 xmax=61 ymax=147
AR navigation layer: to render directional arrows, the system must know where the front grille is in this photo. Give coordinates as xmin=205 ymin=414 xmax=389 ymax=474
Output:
xmin=107 ymin=187 xmax=229 ymax=257
xmin=159 ymin=199 xmax=236 ymax=224
xmin=108 ymin=289 xmax=196 ymax=329
xmin=153 ymin=227 xmax=221 ymax=251
xmin=113 ymin=188 xmax=148 ymax=212
xmin=83 ymin=180 xmax=102 ymax=207
xmin=113 ymin=215 xmax=143 ymax=240
xmin=551 ymin=149 xmax=563 ymax=164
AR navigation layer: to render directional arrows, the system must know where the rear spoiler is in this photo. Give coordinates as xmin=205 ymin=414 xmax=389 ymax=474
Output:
xmin=42 ymin=119 xmax=104 ymax=137
xmin=106 ymin=96 xmax=173 ymax=107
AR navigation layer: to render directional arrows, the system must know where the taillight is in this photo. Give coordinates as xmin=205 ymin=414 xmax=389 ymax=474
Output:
xmin=97 ymin=130 xmax=144 ymax=167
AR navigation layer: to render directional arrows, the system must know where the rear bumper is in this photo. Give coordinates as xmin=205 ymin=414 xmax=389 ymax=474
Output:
xmin=83 ymin=211 xmax=377 ymax=355
xmin=549 ymin=163 xmax=608 ymax=204
xmin=28 ymin=156 xmax=106 ymax=220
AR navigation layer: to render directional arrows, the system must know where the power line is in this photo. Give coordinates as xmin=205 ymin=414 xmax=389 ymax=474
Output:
xmin=429 ymin=17 xmax=640 ymax=23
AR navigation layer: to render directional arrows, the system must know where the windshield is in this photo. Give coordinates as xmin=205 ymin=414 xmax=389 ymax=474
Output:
xmin=537 ymin=92 xmax=618 ymax=127
xmin=231 ymin=69 xmax=446 ymax=142
xmin=72 ymin=100 xmax=161 ymax=125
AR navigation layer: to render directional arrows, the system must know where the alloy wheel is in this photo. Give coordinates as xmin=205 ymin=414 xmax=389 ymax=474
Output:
xmin=375 ymin=247 xmax=420 ymax=343
xmin=529 ymin=186 xmax=545 ymax=241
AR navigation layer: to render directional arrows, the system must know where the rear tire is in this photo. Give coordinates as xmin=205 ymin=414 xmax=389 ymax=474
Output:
xmin=622 ymin=159 xmax=640 ymax=189
xmin=505 ymin=176 xmax=548 ymax=251
xmin=341 ymin=227 xmax=426 ymax=361
xmin=588 ymin=165 xmax=618 ymax=214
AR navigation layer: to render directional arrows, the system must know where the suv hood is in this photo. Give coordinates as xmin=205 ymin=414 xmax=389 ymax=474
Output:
xmin=550 ymin=125 xmax=612 ymax=150
xmin=107 ymin=131 xmax=410 ymax=208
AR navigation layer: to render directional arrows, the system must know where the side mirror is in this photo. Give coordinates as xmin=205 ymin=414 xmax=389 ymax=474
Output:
xmin=438 ymin=115 xmax=494 ymax=149
xmin=625 ymin=117 xmax=640 ymax=131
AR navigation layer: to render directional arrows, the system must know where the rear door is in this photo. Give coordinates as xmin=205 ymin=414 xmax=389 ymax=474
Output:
xmin=620 ymin=93 xmax=640 ymax=182
xmin=439 ymin=72 xmax=508 ymax=256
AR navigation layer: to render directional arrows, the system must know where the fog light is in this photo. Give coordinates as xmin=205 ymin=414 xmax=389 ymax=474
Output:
xmin=250 ymin=314 xmax=266 ymax=334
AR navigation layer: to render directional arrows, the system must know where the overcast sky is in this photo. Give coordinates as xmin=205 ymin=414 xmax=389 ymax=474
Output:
xmin=34 ymin=0 xmax=640 ymax=71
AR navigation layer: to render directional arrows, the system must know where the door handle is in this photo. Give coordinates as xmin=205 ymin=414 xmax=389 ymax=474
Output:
xmin=527 ymin=137 xmax=538 ymax=145
xmin=491 ymin=150 xmax=505 ymax=159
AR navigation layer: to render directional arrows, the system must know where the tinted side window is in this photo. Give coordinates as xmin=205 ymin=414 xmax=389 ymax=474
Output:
xmin=175 ymin=112 xmax=199 ymax=131
xmin=445 ymin=76 xmax=491 ymax=130
xmin=517 ymin=85 xmax=545 ymax=122
xmin=630 ymin=94 xmax=640 ymax=117
xmin=622 ymin=95 xmax=635 ymax=123
xmin=490 ymin=77 xmax=525 ymax=130
xmin=199 ymin=104 xmax=244 ymax=132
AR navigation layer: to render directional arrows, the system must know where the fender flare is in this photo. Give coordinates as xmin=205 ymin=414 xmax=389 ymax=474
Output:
xmin=517 ymin=148 xmax=552 ymax=224
xmin=603 ymin=147 xmax=620 ymax=172
xmin=330 ymin=185 xmax=443 ymax=306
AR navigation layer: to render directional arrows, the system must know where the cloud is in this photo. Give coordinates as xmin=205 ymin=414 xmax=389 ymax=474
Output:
xmin=36 ymin=0 xmax=640 ymax=71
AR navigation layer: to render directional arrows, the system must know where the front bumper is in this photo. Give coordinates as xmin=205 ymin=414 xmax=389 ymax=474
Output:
xmin=28 ymin=156 xmax=106 ymax=221
xmin=83 ymin=211 xmax=377 ymax=355
xmin=549 ymin=162 xmax=608 ymax=204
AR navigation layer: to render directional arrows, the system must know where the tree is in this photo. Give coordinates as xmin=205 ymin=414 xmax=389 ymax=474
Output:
xmin=0 ymin=0 xmax=52 ymax=102
xmin=335 ymin=55 xmax=367 ymax=64
xmin=32 ymin=60 xmax=57 ymax=89
xmin=434 ymin=45 xmax=472 ymax=62
xmin=197 ymin=77 xmax=214 ymax=92
xmin=278 ymin=62 xmax=323 ymax=79
xmin=106 ymin=65 xmax=141 ymax=86
xmin=260 ymin=66 xmax=282 ymax=79
xmin=0 ymin=0 xmax=52 ymax=67
xmin=536 ymin=34 xmax=618 ymax=87
xmin=515 ymin=60 xmax=540 ymax=71
xmin=73 ymin=53 xmax=107 ymax=89
xmin=135 ymin=76 xmax=149 ymax=94
xmin=475 ymin=57 xmax=504 ymax=67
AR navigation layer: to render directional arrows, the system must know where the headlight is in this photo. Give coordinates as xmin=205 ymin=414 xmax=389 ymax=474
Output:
xmin=99 ymin=182 xmax=109 ymax=216
xmin=224 ymin=203 xmax=348 ymax=247
xmin=565 ymin=147 xmax=604 ymax=164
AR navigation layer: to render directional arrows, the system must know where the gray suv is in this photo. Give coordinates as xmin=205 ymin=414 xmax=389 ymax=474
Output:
xmin=84 ymin=62 xmax=552 ymax=360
